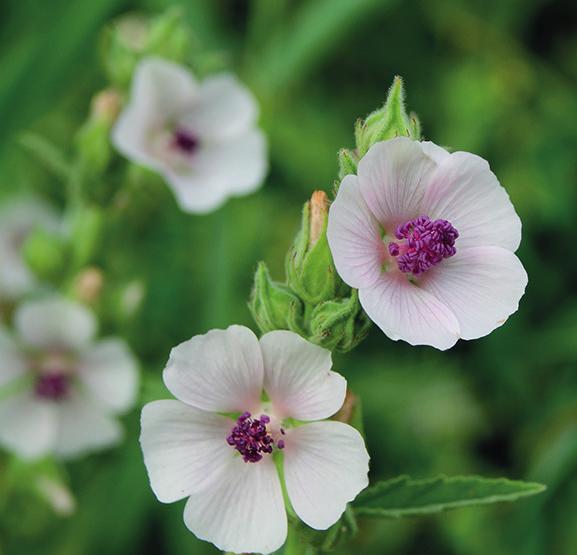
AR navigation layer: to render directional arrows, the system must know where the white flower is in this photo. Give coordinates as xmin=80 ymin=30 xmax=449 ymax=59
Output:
xmin=0 ymin=296 xmax=139 ymax=460
xmin=140 ymin=326 xmax=369 ymax=554
xmin=112 ymin=57 xmax=268 ymax=214
xmin=0 ymin=196 xmax=59 ymax=301
xmin=327 ymin=137 xmax=527 ymax=350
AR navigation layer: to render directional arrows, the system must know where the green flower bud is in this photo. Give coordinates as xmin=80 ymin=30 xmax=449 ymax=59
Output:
xmin=101 ymin=9 xmax=192 ymax=88
xmin=355 ymin=75 xmax=421 ymax=157
xmin=249 ymin=262 xmax=305 ymax=335
xmin=69 ymin=206 xmax=104 ymax=270
xmin=22 ymin=229 xmax=67 ymax=282
xmin=309 ymin=289 xmax=371 ymax=352
xmin=338 ymin=148 xmax=359 ymax=180
xmin=76 ymin=89 xmax=121 ymax=177
xmin=286 ymin=191 xmax=347 ymax=305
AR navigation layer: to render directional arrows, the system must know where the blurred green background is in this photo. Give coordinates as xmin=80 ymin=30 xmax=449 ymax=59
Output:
xmin=1 ymin=0 xmax=577 ymax=554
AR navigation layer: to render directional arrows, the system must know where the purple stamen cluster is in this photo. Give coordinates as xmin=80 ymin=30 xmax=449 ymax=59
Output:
xmin=388 ymin=215 xmax=459 ymax=275
xmin=227 ymin=412 xmax=284 ymax=463
xmin=35 ymin=373 xmax=70 ymax=401
xmin=172 ymin=128 xmax=199 ymax=155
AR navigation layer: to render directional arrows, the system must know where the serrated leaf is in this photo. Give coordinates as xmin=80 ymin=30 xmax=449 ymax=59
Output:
xmin=354 ymin=475 xmax=546 ymax=518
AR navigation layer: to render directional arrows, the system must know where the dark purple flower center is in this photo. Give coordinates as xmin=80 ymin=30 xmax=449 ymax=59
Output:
xmin=35 ymin=373 xmax=70 ymax=401
xmin=387 ymin=215 xmax=459 ymax=275
xmin=172 ymin=128 xmax=199 ymax=155
xmin=227 ymin=412 xmax=285 ymax=463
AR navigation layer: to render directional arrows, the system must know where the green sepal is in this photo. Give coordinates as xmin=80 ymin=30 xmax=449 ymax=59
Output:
xmin=355 ymin=75 xmax=421 ymax=158
xmin=338 ymin=147 xmax=359 ymax=179
xmin=249 ymin=262 xmax=305 ymax=335
xmin=309 ymin=290 xmax=372 ymax=352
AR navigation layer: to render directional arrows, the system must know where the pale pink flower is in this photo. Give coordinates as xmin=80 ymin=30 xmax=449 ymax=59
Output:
xmin=112 ymin=57 xmax=267 ymax=214
xmin=140 ymin=326 xmax=369 ymax=554
xmin=0 ymin=296 xmax=139 ymax=460
xmin=327 ymin=137 xmax=527 ymax=350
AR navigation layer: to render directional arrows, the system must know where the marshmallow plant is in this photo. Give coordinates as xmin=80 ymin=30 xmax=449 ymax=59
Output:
xmin=140 ymin=326 xmax=369 ymax=554
xmin=0 ymin=296 xmax=138 ymax=460
xmin=113 ymin=57 xmax=268 ymax=214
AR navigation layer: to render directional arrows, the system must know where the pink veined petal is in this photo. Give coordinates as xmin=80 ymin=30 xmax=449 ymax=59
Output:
xmin=419 ymin=141 xmax=450 ymax=163
xmin=163 ymin=325 xmax=263 ymax=413
xmin=54 ymin=391 xmax=122 ymax=459
xmin=327 ymin=174 xmax=385 ymax=289
xmin=358 ymin=274 xmax=461 ymax=350
xmin=180 ymin=72 xmax=259 ymax=141
xmin=357 ymin=137 xmax=437 ymax=230
xmin=283 ymin=421 xmax=369 ymax=530
xmin=183 ymin=455 xmax=286 ymax=554
xmin=77 ymin=338 xmax=139 ymax=413
xmin=140 ymin=400 xmax=234 ymax=503
xmin=420 ymin=246 xmax=528 ymax=340
xmin=422 ymin=150 xmax=522 ymax=251
xmin=260 ymin=330 xmax=346 ymax=421
xmin=0 ymin=390 xmax=58 ymax=460
xmin=14 ymin=296 xmax=97 ymax=351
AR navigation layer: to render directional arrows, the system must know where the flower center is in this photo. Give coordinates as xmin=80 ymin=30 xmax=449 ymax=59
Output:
xmin=387 ymin=215 xmax=459 ymax=275
xmin=227 ymin=412 xmax=285 ymax=463
xmin=35 ymin=373 xmax=70 ymax=401
xmin=172 ymin=128 xmax=199 ymax=156
xmin=33 ymin=352 xmax=75 ymax=401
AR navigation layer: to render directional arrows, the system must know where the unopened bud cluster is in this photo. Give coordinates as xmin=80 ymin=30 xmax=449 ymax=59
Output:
xmin=250 ymin=191 xmax=370 ymax=352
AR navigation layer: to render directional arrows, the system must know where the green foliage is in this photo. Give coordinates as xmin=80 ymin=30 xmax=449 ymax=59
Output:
xmin=354 ymin=475 xmax=545 ymax=518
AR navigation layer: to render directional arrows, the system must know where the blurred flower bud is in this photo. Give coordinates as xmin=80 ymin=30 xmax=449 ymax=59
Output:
xmin=353 ymin=76 xmax=422 ymax=160
xmin=69 ymin=206 xmax=104 ymax=270
xmin=309 ymin=290 xmax=371 ymax=352
xmin=22 ymin=228 xmax=67 ymax=282
xmin=286 ymin=191 xmax=347 ymax=305
xmin=101 ymin=9 xmax=192 ymax=88
xmin=119 ymin=280 xmax=146 ymax=319
xmin=249 ymin=262 xmax=304 ymax=334
xmin=76 ymin=89 xmax=121 ymax=177
xmin=36 ymin=476 xmax=76 ymax=517
xmin=73 ymin=267 xmax=104 ymax=304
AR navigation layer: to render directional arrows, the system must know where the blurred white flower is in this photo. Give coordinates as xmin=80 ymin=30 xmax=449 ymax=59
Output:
xmin=113 ymin=57 xmax=268 ymax=214
xmin=0 ymin=296 xmax=139 ymax=460
xmin=140 ymin=325 xmax=369 ymax=554
xmin=0 ymin=196 xmax=59 ymax=301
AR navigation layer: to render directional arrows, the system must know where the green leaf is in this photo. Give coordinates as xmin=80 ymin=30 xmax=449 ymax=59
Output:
xmin=19 ymin=132 xmax=72 ymax=181
xmin=354 ymin=475 xmax=546 ymax=518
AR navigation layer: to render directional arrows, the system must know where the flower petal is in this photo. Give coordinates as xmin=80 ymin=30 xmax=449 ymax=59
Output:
xmin=260 ymin=331 xmax=346 ymax=421
xmin=327 ymin=174 xmax=385 ymax=288
xmin=420 ymin=246 xmax=528 ymax=340
xmin=0 ymin=391 xmax=58 ymax=460
xmin=422 ymin=150 xmax=521 ymax=251
xmin=183 ymin=456 xmax=286 ymax=554
xmin=180 ymin=73 xmax=259 ymax=141
xmin=164 ymin=325 xmax=263 ymax=413
xmin=0 ymin=328 xmax=27 ymax=388
xmin=14 ymin=297 xmax=96 ymax=351
xmin=54 ymin=391 xmax=122 ymax=459
xmin=168 ymin=129 xmax=267 ymax=214
xmin=359 ymin=274 xmax=460 ymax=350
xmin=112 ymin=57 xmax=199 ymax=169
xmin=284 ymin=421 xmax=369 ymax=530
xmin=140 ymin=400 xmax=233 ymax=503
xmin=357 ymin=137 xmax=437 ymax=230
xmin=77 ymin=338 xmax=139 ymax=413
xmin=419 ymin=140 xmax=450 ymax=163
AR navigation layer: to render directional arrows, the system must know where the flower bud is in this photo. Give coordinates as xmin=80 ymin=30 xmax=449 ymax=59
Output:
xmin=76 ymin=89 xmax=121 ymax=177
xmin=286 ymin=191 xmax=347 ymax=305
xmin=22 ymin=228 xmax=67 ymax=282
xmin=73 ymin=267 xmax=104 ymax=304
xmin=309 ymin=290 xmax=371 ymax=352
xmin=69 ymin=206 xmax=104 ymax=270
xmin=354 ymin=76 xmax=421 ymax=158
xmin=249 ymin=262 xmax=304 ymax=335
